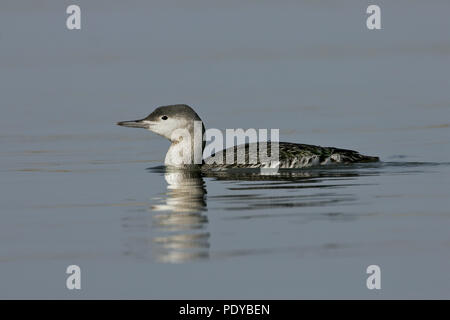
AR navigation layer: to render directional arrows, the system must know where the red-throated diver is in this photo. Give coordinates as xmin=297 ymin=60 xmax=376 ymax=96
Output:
xmin=117 ymin=104 xmax=379 ymax=168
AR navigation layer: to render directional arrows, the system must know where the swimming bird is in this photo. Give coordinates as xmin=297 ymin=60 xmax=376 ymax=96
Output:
xmin=117 ymin=104 xmax=379 ymax=169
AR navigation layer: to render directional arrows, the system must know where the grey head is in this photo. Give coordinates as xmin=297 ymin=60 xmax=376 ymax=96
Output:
xmin=117 ymin=104 xmax=204 ymax=142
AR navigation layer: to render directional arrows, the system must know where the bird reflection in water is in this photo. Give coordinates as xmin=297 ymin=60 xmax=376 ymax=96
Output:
xmin=149 ymin=167 xmax=209 ymax=263
xmin=123 ymin=163 xmax=381 ymax=263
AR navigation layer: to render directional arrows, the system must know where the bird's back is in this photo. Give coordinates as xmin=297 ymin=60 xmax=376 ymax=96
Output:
xmin=203 ymin=142 xmax=379 ymax=169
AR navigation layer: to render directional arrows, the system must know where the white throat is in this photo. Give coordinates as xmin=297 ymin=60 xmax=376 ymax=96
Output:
xmin=165 ymin=139 xmax=194 ymax=166
xmin=163 ymin=121 xmax=204 ymax=167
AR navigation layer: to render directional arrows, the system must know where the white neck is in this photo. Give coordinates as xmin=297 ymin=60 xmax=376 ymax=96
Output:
xmin=165 ymin=140 xmax=193 ymax=166
xmin=160 ymin=120 xmax=204 ymax=167
xmin=164 ymin=135 xmax=204 ymax=167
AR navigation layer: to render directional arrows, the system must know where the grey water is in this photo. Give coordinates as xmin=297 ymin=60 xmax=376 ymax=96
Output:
xmin=1 ymin=0 xmax=449 ymax=298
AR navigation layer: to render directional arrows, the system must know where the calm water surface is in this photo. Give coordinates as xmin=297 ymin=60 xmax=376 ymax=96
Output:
xmin=1 ymin=0 xmax=449 ymax=298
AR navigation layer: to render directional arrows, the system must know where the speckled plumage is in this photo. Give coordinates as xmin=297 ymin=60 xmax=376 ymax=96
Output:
xmin=203 ymin=142 xmax=379 ymax=169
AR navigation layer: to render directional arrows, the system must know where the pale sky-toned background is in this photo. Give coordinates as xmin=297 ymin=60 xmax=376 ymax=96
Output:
xmin=1 ymin=0 xmax=449 ymax=298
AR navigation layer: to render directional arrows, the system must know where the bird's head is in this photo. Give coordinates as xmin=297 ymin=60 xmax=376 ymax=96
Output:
xmin=117 ymin=104 xmax=204 ymax=142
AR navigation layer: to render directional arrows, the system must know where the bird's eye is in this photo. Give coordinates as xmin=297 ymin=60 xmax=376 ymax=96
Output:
xmin=161 ymin=116 xmax=168 ymax=120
